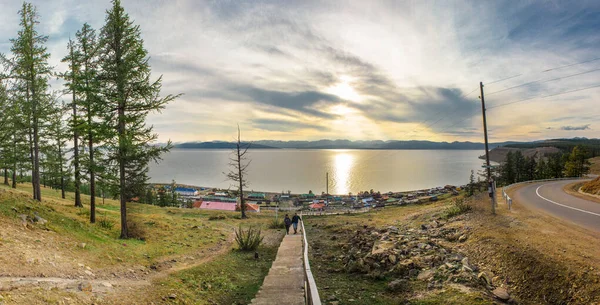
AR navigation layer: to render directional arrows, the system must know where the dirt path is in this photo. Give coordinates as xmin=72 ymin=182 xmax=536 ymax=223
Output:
xmin=0 ymin=230 xmax=236 ymax=304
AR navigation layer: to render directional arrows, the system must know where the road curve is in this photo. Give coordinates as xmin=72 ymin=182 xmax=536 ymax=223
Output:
xmin=511 ymin=179 xmax=600 ymax=232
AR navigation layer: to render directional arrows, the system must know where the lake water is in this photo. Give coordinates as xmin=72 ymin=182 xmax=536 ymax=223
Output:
xmin=148 ymin=149 xmax=487 ymax=195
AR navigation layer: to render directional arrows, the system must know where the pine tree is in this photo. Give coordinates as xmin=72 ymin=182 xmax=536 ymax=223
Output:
xmin=44 ymin=100 xmax=70 ymax=199
xmin=565 ymin=146 xmax=591 ymax=177
xmin=77 ymin=23 xmax=103 ymax=222
xmin=98 ymin=0 xmax=178 ymax=238
xmin=61 ymin=37 xmax=84 ymax=207
xmin=7 ymin=2 xmax=53 ymax=201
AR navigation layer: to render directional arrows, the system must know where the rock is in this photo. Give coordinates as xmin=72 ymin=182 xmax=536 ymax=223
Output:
xmin=492 ymin=276 xmax=502 ymax=286
xmin=387 ymin=226 xmax=399 ymax=234
xmin=417 ymin=269 xmax=435 ymax=281
xmin=168 ymin=293 xmax=177 ymax=299
xmin=492 ymin=287 xmax=510 ymax=301
xmin=330 ymin=301 xmax=340 ymax=305
xmin=101 ymin=282 xmax=113 ymax=288
xmin=77 ymin=263 xmax=85 ymax=268
xmin=461 ymin=257 xmax=477 ymax=272
xmin=84 ymin=270 xmax=95 ymax=277
xmin=458 ymin=235 xmax=467 ymax=242
xmin=478 ymin=272 xmax=491 ymax=286
xmin=371 ymin=240 xmax=395 ymax=255
xmin=33 ymin=213 xmax=47 ymax=225
xmin=430 ymin=220 xmax=439 ymax=228
xmin=387 ymin=254 xmax=397 ymax=264
xmin=387 ymin=279 xmax=408 ymax=292
xmin=78 ymin=282 xmax=92 ymax=292
xmin=79 ymin=243 xmax=86 ymax=249
xmin=408 ymin=269 xmax=420 ymax=277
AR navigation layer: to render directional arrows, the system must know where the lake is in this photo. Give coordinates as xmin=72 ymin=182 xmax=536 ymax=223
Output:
xmin=148 ymin=149 xmax=488 ymax=195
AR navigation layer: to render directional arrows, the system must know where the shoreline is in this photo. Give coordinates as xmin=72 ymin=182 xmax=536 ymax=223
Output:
xmin=150 ymin=181 xmax=464 ymax=197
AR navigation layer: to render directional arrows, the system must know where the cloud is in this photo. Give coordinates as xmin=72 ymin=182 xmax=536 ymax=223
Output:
xmin=560 ymin=124 xmax=591 ymax=131
xmin=1 ymin=0 xmax=599 ymax=142
xmin=253 ymin=119 xmax=328 ymax=132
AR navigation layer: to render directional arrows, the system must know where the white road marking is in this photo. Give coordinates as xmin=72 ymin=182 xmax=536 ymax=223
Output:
xmin=535 ymin=184 xmax=600 ymax=217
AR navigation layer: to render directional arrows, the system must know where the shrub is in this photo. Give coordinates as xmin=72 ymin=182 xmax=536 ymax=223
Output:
xmin=76 ymin=208 xmax=90 ymax=217
xmin=208 ymin=214 xmax=227 ymax=221
xmin=126 ymin=218 xmax=147 ymax=241
xmin=98 ymin=216 xmax=115 ymax=230
xmin=234 ymin=225 xmax=263 ymax=251
xmin=442 ymin=198 xmax=472 ymax=219
xmin=268 ymin=218 xmax=284 ymax=229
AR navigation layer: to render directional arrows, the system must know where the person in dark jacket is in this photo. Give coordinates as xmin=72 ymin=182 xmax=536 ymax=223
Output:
xmin=291 ymin=213 xmax=302 ymax=234
xmin=284 ymin=214 xmax=292 ymax=234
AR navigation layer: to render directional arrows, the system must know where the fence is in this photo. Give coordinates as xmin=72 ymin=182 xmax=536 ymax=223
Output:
xmin=299 ymin=212 xmax=321 ymax=305
xmin=501 ymin=177 xmax=587 ymax=210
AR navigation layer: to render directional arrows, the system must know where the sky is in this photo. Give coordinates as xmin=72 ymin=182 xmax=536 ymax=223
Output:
xmin=0 ymin=0 xmax=599 ymax=143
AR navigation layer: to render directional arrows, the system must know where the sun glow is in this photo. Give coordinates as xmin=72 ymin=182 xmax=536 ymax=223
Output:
xmin=333 ymin=153 xmax=354 ymax=195
xmin=326 ymin=75 xmax=362 ymax=102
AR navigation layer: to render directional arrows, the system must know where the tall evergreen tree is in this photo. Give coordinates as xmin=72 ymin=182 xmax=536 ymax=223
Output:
xmin=61 ymin=38 xmax=84 ymax=207
xmin=98 ymin=0 xmax=178 ymax=238
xmin=565 ymin=145 xmax=591 ymax=177
xmin=43 ymin=100 xmax=70 ymax=199
xmin=76 ymin=23 xmax=103 ymax=222
xmin=7 ymin=2 xmax=52 ymax=201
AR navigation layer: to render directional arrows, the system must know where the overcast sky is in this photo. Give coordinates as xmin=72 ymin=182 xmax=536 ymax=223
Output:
xmin=1 ymin=0 xmax=599 ymax=143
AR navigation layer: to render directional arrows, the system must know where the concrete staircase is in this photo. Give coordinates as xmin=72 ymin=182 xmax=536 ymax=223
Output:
xmin=250 ymin=234 xmax=305 ymax=305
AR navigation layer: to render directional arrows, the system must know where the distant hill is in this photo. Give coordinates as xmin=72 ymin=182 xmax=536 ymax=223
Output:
xmin=174 ymin=141 xmax=279 ymax=149
xmin=174 ymin=139 xmax=523 ymax=150
xmin=504 ymin=138 xmax=600 ymax=156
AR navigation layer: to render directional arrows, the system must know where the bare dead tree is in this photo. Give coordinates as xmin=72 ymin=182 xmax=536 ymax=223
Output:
xmin=225 ymin=125 xmax=251 ymax=219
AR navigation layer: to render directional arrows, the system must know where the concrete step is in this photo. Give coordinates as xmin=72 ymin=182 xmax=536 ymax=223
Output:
xmin=251 ymin=234 xmax=306 ymax=305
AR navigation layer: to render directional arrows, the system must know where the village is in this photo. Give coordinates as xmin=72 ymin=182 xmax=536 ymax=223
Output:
xmin=147 ymin=183 xmax=465 ymax=213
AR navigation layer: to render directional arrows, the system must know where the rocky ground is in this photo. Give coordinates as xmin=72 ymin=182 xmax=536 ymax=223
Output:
xmin=306 ymin=192 xmax=600 ymax=305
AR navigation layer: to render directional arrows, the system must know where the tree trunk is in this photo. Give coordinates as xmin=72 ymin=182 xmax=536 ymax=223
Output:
xmin=118 ymin=107 xmax=127 ymax=238
xmin=72 ymin=84 xmax=82 ymax=207
xmin=11 ymin=136 xmax=17 ymax=189
xmin=58 ymin=143 xmax=65 ymax=199
xmin=238 ymin=144 xmax=247 ymax=219
xmin=88 ymin=105 xmax=96 ymax=222
xmin=3 ymin=168 xmax=8 ymax=185
xmin=90 ymin=150 xmax=96 ymax=222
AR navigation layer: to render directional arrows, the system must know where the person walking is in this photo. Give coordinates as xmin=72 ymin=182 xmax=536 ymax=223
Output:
xmin=284 ymin=214 xmax=292 ymax=234
xmin=291 ymin=213 xmax=302 ymax=234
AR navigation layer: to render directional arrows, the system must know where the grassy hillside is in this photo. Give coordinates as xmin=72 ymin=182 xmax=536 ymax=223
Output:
xmin=0 ymin=182 xmax=283 ymax=304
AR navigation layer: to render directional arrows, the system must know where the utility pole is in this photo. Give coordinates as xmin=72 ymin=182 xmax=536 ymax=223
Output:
xmin=479 ymin=81 xmax=496 ymax=215
xmin=326 ymin=172 xmax=329 ymax=206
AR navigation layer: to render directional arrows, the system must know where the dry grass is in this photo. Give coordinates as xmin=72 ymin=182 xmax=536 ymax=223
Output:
xmin=590 ymin=157 xmax=600 ymax=175
xmin=581 ymin=176 xmax=600 ymax=195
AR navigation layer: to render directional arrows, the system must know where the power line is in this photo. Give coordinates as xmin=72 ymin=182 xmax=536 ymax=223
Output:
xmin=487 ymin=67 xmax=600 ymax=96
xmin=488 ymin=83 xmax=600 ymax=110
xmin=486 ymin=74 xmax=522 ymax=85
xmin=542 ymin=57 xmax=600 ymax=72
xmin=484 ymin=57 xmax=600 ymax=87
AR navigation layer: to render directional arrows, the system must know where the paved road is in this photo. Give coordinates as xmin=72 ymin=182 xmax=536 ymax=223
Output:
xmin=512 ymin=179 xmax=600 ymax=232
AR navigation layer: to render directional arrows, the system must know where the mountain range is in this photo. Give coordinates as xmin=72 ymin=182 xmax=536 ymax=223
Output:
xmin=173 ymin=139 xmax=523 ymax=150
